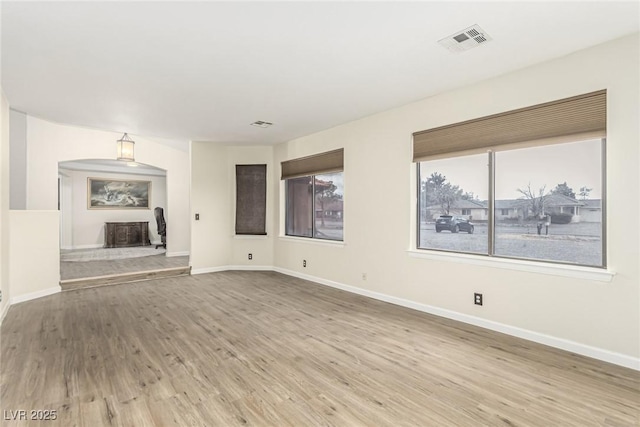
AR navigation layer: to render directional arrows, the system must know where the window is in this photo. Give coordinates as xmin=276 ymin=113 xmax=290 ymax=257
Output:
xmin=418 ymin=139 xmax=604 ymax=266
xmin=286 ymin=176 xmax=313 ymax=237
xmin=493 ymin=140 xmax=603 ymax=266
xmin=235 ymin=164 xmax=267 ymax=235
xmin=418 ymin=154 xmax=489 ymax=255
xmin=414 ymin=91 xmax=606 ymax=268
xmin=282 ymin=149 xmax=344 ymax=241
xmin=285 ymin=173 xmax=343 ymax=241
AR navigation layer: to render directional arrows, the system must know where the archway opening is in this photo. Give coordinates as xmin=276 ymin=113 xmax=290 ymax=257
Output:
xmin=57 ymin=159 xmax=189 ymax=284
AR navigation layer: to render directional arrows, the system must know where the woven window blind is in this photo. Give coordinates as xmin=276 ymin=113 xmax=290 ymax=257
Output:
xmin=235 ymin=164 xmax=267 ymax=235
xmin=281 ymin=149 xmax=344 ymax=180
xmin=413 ymin=90 xmax=606 ymax=162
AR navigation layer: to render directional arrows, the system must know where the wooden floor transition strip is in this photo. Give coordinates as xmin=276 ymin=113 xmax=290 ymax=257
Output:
xmin=59 ymin=266 xmax=191 ymax=291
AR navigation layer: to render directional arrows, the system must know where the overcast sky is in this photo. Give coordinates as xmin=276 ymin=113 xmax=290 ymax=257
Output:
xmin=420 ymin=139 xmax=602 ymax=200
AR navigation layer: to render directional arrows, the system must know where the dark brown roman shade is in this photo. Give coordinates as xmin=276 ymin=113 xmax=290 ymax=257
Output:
xmin=413 ymin=90 xmax=606 ymax=161
xmin=235 ymin=164 xmax=267 ymax=235
xmin=281 ymin=148 xmax=344 ymax=180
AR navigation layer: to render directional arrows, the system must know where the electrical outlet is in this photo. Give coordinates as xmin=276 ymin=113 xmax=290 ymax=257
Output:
xmin=0 ymin=290 xmax=2 ymax=302
xmin=248 ymin=253 xmax=252 ymax=260
xmin=195 ymin=213 xmax=200 ymax=220
xmin=474 ymin=293 xmax=483 ymax=306
xmin=303 ymin=260 xmax=307 ymax=268
xmin=362 ymin=273 xmax=367 ymax=281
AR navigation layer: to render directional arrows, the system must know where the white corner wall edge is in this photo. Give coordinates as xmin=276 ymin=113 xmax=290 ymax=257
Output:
xmin=272 ymin=267 xmax=640 ymax=371
xmin=10 ymin=286 xmax=61 ymax=305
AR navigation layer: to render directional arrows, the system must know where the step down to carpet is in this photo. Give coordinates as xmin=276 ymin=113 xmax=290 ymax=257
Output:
xmin=60 ymin=266 xmax=191 ymax=291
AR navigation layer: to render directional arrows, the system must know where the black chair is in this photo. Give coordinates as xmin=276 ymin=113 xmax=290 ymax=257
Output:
xmin=154 ymin=207 xmax=166 ymax=249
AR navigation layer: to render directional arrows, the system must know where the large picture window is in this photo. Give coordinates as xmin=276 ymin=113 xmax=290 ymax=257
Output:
xmin=414 ymin=91 xmax=606 ymax=268
xmin=418 ymin=139 xmax=604 ymax=267
xmin=282 ymin=149 xmax=344 ymax=242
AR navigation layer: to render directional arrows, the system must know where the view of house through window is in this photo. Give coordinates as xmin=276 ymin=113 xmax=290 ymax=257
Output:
xmin=418 ymin=139 xmax=604 ymax=267
xmin=286 ymin=172 xmax=343 ymax=241
xmin=419 ymin=154 xmax=489 ymax=255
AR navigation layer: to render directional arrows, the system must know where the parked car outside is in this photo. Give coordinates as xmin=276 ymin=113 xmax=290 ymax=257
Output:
xmin=435 ymin=215 xmax=474 ymax=234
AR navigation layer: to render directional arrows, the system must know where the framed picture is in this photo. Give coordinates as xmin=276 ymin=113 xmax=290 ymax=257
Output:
xmin=88 ymin=178 xmax=151 ymax=209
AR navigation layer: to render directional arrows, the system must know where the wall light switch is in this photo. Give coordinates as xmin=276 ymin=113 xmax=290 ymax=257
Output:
xmin=195 ymin=213 xmax=200 ymax=220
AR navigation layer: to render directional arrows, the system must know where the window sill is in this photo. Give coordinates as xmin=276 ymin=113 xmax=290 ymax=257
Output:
xmin=407 ymin=250 xmax=614 ymax=282
xmin=279 ymin=235 xmax=345 ymax=247
xmin=234 ymin=235 xmax=269 ymax=240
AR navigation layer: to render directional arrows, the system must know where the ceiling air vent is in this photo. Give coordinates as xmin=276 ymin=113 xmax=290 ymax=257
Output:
xmin=438 ymin=24 xmax=492 ymax=53
xmin=250 ymin=121 xmax=273 ymax=128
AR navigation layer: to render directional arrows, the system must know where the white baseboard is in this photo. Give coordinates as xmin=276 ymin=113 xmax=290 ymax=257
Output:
xmin=191 ymin=266 xmax=230 ymax=275
xmin=225 ymin=265 xmax=273 ymax=271
xmin=191 ymin=265 xmax=272 ymax=275
xmin=11 ymin=286 xmax=61 ymax=305
xmin=273 ymin=267 xmax=640 ymax=371
xmin=166 ymin=251 xmax=189 ymax=257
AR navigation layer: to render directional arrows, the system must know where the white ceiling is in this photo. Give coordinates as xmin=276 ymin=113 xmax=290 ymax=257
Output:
xmin=2 ymin=2 xmax=638 ymax=146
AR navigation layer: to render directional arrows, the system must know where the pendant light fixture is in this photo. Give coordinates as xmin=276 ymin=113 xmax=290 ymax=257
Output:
xmin=116 ymin=133 xmax=135 ymax=161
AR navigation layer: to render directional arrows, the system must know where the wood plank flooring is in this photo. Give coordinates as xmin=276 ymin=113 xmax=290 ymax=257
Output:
xmin=60 ymin=267 xmax=192 ymax=291
xmin=1 ymin=271 xmax=639 ymax=426
xmin=60 ymin=255 xmax=189 ymax=280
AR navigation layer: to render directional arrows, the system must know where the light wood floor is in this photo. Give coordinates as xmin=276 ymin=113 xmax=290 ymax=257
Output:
xmin=60 ymin=255 xmax=189 ymax=280
xmin=1 ymin=271 xmax=638 ymax=426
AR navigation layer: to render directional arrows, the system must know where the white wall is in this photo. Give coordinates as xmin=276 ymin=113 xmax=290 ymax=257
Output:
xmin=190 ymin=143 xmax=231 ymax=270
xmin=0 ymin=89 xmax=11 ymax=321
xmin=25 ymin=117 xmax=190 ymax=256
xmin=9 ymin=211 xmax=60 ymax=303
xmin=272 ymin=34 xmax=640 ymax=364
xmin=59 ymin=171 xmax=73 ymax=249
xmin=227 ymin=146 xmax=274 ymax=268
xmin=190 ymin=143 xmax=274 ymax=272
xmin=9 ymin=109 xmax=26 ymax=210
xmin=58 ymin=168 xmax=167 ymax=249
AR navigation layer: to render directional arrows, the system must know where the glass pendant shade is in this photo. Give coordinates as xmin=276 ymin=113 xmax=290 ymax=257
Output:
xmin=116 ymin=133 xmax=135 ymax=161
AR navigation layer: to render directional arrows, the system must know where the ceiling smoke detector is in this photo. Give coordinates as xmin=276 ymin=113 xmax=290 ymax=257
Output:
xmin=250 ymin=120 xmax=273 ymax=128
xmin=438 ymin=24 xmax=492 ymax=53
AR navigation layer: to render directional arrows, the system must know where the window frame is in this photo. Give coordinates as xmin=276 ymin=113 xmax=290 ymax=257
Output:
xmin=416 ymin=138 xmax=607 ymax=269
xmin=235 ymin=164 xmax=267 ymax=236
xmin=285 ymin=172 xmax=344 ymax=242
